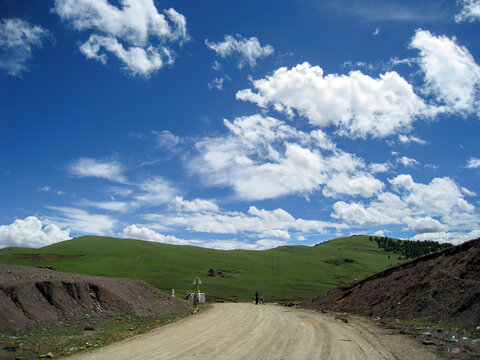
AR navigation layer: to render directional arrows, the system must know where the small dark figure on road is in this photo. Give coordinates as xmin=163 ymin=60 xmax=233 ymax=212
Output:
xmin=255 ymin=291 xmax=258 ymax=305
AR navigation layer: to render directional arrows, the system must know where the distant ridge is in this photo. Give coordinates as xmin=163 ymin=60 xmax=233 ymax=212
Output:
xmin=0 ymin=235 xmax=406 ymax=302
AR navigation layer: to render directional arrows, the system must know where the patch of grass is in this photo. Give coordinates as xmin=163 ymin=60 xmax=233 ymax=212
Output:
xmin=363 ymin=315 xmax=479 ymax=338
xmin=3 ymin=343 xmax=20 ymax=351
xmin=436 ymin=351 xmax=454 ymax=359
xmin=1 ymin=306 xmax=195 ymax=359
xmin=0 ymin=235 xmax=408 ymax=302
xmin=399 ymin=317 xmax=475 ymax=334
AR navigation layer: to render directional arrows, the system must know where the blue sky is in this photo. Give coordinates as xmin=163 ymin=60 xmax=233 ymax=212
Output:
xmin=1 ymin=0 xmax=480 ymax=249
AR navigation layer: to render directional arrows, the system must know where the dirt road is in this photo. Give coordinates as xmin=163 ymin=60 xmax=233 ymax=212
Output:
xmin=66 ymin=303 xmax=439 ymax=360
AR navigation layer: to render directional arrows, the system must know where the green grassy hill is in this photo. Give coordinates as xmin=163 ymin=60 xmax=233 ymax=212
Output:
xmin=0 ymin=235 xmax=405 ymax=302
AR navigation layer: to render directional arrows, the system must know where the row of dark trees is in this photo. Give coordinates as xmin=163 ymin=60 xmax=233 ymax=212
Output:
xmin=369 ymin=236 xmax=452 ymax=259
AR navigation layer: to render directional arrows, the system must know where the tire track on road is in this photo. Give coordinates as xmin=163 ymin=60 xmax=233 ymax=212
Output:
xmin=65 ymin=303 xmax=440 ymax=360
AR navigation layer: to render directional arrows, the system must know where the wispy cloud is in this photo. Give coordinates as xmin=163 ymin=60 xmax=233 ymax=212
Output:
xmin=398 ymin=134 xmax=427 ymax=145
xmin=46 ymin=206 xmax=117 ymax=235
xmin=0 ymin=18 xmax=52 ymax=77
xmin=324 ymin=0 xmax=451 ymax=23
xmin=68 ymin=158 xmax=127 ymax=183
xmin=76 ymin=199 xmax=129 ymax=212
xmin=133 ymin=177 xmax=177 ymax=206
xmin=151 ymin=130 xmax=182 ymax=151
xmin=208 ymin=74 xmax=231 ymax=91
xmin=466 ymin=157 xmax=480 ymax=169
xmin=205 ymin=34 xmax=274 ymax=68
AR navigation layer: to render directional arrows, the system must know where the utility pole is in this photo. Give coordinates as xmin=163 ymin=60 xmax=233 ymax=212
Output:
xmin=272 ymin=255 xmax=279 ymax=281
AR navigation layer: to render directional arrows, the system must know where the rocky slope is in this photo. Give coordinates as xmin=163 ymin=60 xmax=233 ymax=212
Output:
xmin=0 ymin=264 xmax=188 ymax=334
xmin=302 ymin=238 xmax=480 ymax=330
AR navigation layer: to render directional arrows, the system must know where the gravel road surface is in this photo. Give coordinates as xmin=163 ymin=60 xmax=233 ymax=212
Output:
xmin=66 ymin=303 xmax=439 ymax=360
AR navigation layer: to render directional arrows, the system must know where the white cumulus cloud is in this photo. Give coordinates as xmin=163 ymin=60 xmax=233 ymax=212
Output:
xmin=173 ymin=196 xmax=219 ymax=213
xmin=412 ymin=230 xmax=480 ymax=245
xmin=0 ymin=216 xmax=70 ymax=248
xmin=205 ymin=34 xmax=274 ymax=68
xmin=455 ymin=0 xmax=480 ymax=22
xmin=145 ymin=204 xmax=344 ymax=240
xmin=389 ymin=175 xmax=475 ymax=217
xmin=198 ymin=239 xmax=288 ymax=251
xmin=189 ymin=114 xmax=383 ymax=200
xmin=369 ymin=162 xmax=390 ymax=173
xmin=323 ymin=173 xmax=384 ymax=198
xmin=79 ymin=34 xmax=173 ymax=76
xmin=397 ymin=156 xmax=420 ymax=168
xmin=121 ymin=224 xmax=289 ymax=250
xmin=121 ymin=224 xmax=189 ymax=245
xmin=466 ymin=157 xmax=480 ymax=169
xmin=0 ymin=18 xmax=52 ymax=77
xmin=410 ymin=29 xmax=480 ymax=114
xmin=259 ymin=229 xmax=291 ymax=241
xmin=332 ymin=201 xmax=399 ymax=226
xmin=236 ymin=62 xmax=432 ymax=139
xmin=404 ymin=216 xmax=447 ymax=233
xmin=52 ymin=0 xmax=188 ymax=77
xmin=332 ymin=175 xmax=478 ymax=237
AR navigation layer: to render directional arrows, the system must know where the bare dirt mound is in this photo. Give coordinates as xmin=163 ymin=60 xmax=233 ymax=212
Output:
xmin=0 ymin=264 xmax=188 ymax=334
xmin=301 ymin=237 xmax=480 ymax=330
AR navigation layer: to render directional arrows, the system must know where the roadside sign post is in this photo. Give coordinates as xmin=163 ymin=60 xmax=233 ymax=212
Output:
xmin=193 ymin=275 xmax=202 ymax=306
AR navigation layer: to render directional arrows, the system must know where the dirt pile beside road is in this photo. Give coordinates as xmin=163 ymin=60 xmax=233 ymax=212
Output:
xmin=302 ymin=237 xmax=480 ymax=330
xmin=0 ymin=264 xmax=187 ymax=334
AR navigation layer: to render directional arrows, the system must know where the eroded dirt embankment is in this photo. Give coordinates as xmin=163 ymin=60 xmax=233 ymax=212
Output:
xmin=0 ymin=264 xmax=187 ymax=334
xmin=301 ymin=237 xmax=480 ymax=330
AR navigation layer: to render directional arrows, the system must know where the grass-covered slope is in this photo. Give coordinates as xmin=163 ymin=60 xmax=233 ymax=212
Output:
xmin=0 ymin=235 xmax=405 ymax=301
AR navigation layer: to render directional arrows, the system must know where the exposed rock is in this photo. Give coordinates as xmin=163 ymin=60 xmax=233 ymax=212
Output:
xmin=301 ymin=237 xmax=480 ymax=330
xmin=0 ymin=264 xmax=189 ymax=334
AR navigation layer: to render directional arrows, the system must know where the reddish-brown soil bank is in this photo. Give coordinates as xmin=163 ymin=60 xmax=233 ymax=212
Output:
xmin=0 ymin=264 xmax=187 ymax=334
xmin=302 ymin=237 xmax=480 ymax=330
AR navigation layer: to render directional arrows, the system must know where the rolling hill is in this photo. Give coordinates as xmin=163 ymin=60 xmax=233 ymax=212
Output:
xmin=0 ymin=235 xmax=406 ymax=301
